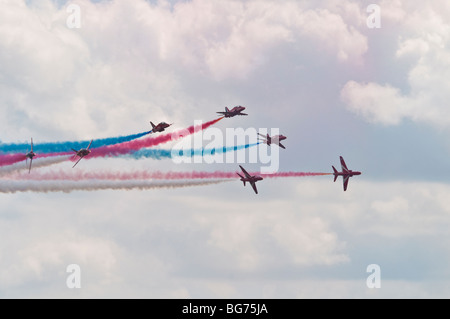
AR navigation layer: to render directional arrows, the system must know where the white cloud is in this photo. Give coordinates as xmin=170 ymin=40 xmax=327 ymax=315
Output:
xmin=269 ymin=214 xmax=349 ymax=266
xmin=2 ymin=178 xmax=450 ymax=297
xmin=378 ymin=0 xmax=406 ymax=23
xmin=0 ymin=0 xmax=368 ymax=140
xmin=341 ymin=1 xmax=450 ymax=128
xmin=371 ymin=196 xmax=409 ymax=215
xmin=1 ymin=0 xmax=450 ymax=299
xmin=194 ymin=199 xmax=348 ymax=271
xmin=292 ymin=7 xmax=367 ymax=63
xmin=396 ymin=38 xmax=430 ymax=58
xmin=0 ymin=232 xmax=120 ymax=290
xmin=151 ymin=0 xmax=368 ymax=78
xmin=341 ymin=81 xmax=412 ymax=125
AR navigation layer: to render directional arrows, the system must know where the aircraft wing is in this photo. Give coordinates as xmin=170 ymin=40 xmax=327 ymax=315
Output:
xmin=250 ymin=181 xmax=258 ymax=194
xmin=239 ymin=165 xmax=252 ymax=179
xmin=278 ymin=142 xmax=286 ymax=149
xmin=72 ymin=156 xmax=84 ymax=168
xmin=87 ymin=139 xmax=93 ymax=150
xmin=343 ymin=175 xmax=350 ymax=191
xmin=340 ymin=156 xmax=349 ymax=172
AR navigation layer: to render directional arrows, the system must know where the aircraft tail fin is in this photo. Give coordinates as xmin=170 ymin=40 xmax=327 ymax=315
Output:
xmin=332 ymin=166 xmax=338 ymax=182
xmin=237 ymin=173 xmax=245 ymax=186
xmin=225 ymin=107 xmax=230 ymax=112
xmin=150 ymin=121 xmax=156 ymax=129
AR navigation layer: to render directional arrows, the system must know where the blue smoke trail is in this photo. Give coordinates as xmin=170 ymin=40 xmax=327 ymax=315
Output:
xmin=0 ymin=131 xmax=152 ymax=154
xmin=128 ymin=143 xmax=259 ymax=160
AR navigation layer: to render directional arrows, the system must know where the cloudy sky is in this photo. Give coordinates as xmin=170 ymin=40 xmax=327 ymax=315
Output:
xmin=1 ymin=0 xmax=450 ymax=298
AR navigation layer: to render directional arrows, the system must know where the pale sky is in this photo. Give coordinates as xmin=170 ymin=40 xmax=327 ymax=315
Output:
xmin=1 ymin=0 xmax=450 ymax=298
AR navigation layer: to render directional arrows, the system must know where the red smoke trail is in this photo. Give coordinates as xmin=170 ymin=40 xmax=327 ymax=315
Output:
xmin=38 ymin=151 xmax=73 ymax=158
xmin=260 ymin=172 xmax=332 ymax=178
xmin=0 ymin=150 xmax=78 ymax=168
xmin=11 ymin=170 xmax=331 ymax=181
xmin=0 ymin=179 xmax=229 ymax=194
xmin=157 ymin=171 xmax=332 ymax=179
xmin=0 ymin=155 xmax=72 ymax=177
xmin=0 ymin=153 xmax=26 ymax=167
xmin=0 ymin=118 xmax=223 ymax=167
xmin=87 ymin=117 xmax=223 ymax=159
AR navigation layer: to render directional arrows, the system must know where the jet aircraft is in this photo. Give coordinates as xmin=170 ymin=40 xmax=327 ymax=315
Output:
xmin=258 ymin=133 xmax=287 ymax=149
xmin=217 ymin=106 xmax=247 ymax=118
xmin=237 ymin=165 xmax=263 ymax=194
xmin=25 ymin=138 xmax=36 ymax=173
xmin=71 ymin=139 xmax=93 ymax=168
xmin=150 ymin=121 xmax=172 ymax=133
xmin=332 ymin=156 xmax=361 ymax=191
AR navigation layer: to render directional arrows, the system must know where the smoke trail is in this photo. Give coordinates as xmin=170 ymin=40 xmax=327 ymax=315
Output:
xmin=0 ymin=131 xmax=151 ymax=154
xmin=12 ymin=170 xmax=331 ymax=181
xmin=128 ymin=143 xmax=259 ymax=160
xmin=0 ymin=153 xmax=26 ymax=167
xmin=260 ymin=172 xmax=332 ymax=178
xmin=88 ymin=118 xmax=223 ymax=159
xmin=2 ymin=141 xmax=256 ymax=169
xmin=128 ymin=149 xmax=172 ymax=160
xmin=0 ymin=155 xmax=72 ymax=177
xmin=0 ymin=150 xmax=73 ymax=169
xmin=0 ymin=179 xmax=229 ymax=194
xmin=0 ymin=119 xmax=222 ymax=167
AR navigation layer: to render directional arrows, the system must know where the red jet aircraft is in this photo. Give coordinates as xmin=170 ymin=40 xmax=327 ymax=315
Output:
xmin=217 ymin=106 xmax=247 ymax=118
xmin=237 ymin=165 xmax=263 ymax=194
xmin=25 ymin=137 xmax=36 ymax=173
xmin=150 ymin=121 xmax=172 ymax=133
xmin=332 ymin=156 xmax=361 ymax=191
xmin=258 ymin=133 xmax=287 ymax=149
xmin=71 ymin=139 xmax=93 ymax=168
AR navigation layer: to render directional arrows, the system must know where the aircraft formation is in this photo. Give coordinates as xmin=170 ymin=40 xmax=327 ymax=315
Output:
xmin=0 ymin=105 xmax=361 ymax=194
xmin=217 ymin=106 xmax=361 ymax=194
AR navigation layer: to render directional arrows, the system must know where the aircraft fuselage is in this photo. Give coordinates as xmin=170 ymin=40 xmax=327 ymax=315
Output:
xmin=26 ymin=151 xmax=36 ymax=159
xmin=218 ymin=106 xmax=247 ymax=118
xmin=334 ymin=170 xmax=361 ymax=177
xmin=151 ymin=122 xmax=171 ymax=132
xmin=240 ymin=176 xmax=263 ymax=183
xmin=77 ymin=149 xmax=91 ymax=157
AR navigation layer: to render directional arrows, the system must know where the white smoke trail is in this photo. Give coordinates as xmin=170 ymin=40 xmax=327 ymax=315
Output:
xmin=0 ymin=179 xmax=229 ymax=194
xmin=0 ymin=155 xmax=71 ymax=177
